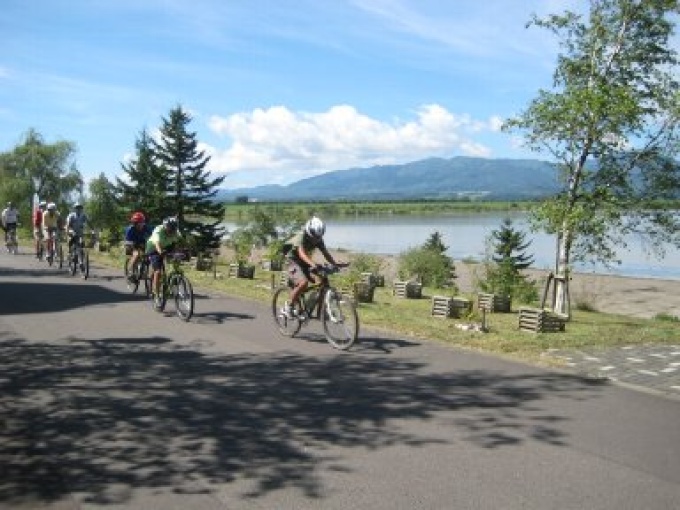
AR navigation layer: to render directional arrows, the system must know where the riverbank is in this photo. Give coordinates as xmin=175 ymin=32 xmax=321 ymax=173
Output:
xmin=370 ymin=254 xmax=680 ymax=320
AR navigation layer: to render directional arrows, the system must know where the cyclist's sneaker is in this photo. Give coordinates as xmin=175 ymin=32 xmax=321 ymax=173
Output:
xmin=280 ymin=302 xmax=296 ymax=319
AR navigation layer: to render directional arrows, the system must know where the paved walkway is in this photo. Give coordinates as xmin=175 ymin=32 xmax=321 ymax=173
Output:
xmin=546 ymin=344 xmax=680 ymax=400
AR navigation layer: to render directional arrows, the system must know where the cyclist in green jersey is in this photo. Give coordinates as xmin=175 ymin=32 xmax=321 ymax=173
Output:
xmin=146 ymin=217 xmax=181 ymax=298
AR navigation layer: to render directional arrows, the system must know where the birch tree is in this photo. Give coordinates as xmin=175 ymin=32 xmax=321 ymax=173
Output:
xmin=505 ymin=0 xmax=680 ymax=316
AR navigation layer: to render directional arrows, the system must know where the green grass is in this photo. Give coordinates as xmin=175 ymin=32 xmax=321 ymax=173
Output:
xmin=92 ymin=249 xmax=680 ymax=368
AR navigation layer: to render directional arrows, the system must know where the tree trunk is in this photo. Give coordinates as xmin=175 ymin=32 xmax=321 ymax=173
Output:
xmin=554 ymin=228 xmax=571 ymax=318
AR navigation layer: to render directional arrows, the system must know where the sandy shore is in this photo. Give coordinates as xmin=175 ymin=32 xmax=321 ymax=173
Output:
xmin=363 ymin=254 xmax=680 ymax=319
xmin=249 ymin=247 xmax=679 ymax=319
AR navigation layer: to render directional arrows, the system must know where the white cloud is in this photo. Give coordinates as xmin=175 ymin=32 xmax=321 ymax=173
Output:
xmin=205 ymin=104 xmax=499 ymax=184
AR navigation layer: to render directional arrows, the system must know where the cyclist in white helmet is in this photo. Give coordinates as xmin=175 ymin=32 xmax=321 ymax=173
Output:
xmin=281 ymin=216 xmax=343 ymax=318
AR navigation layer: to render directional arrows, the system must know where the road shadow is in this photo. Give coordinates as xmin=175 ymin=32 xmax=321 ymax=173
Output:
xmin=0 ymin=333 xmax=606 ymax=506
xmin=0 ymin=281 xmax=132 ymax=315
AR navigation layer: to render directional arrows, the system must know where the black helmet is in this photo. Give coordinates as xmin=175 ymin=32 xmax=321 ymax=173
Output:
xmin=163 ymin=217 xmax=178 ymax=231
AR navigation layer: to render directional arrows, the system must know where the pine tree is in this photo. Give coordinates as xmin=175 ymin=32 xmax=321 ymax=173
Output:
xmin=152 ymin=106 xmax=226 ymax=252
xmin=116 ymin=129 xmax=171 ymax=226
xmin=490 ymin=218 xmax=534 ymax=270
xmin=481 ymin=218 xmax=537 ymax=302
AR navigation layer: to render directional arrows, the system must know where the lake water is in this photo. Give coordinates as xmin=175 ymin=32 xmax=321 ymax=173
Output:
xmin=223 ymin=212 xmax=680 ymax=280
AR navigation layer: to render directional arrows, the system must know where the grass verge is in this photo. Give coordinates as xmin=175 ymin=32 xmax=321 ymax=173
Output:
xmin=92 ymin=250 xmax=680 ymax=367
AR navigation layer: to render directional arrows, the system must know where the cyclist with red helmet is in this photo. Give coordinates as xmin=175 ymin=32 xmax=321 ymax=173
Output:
xmin=124 ymin=212 xmax=152 ymax=283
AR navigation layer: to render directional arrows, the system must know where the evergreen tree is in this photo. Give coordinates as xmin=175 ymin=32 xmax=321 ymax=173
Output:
xmin=481 ymin=218 xmax=537 ymax=302
xmin=490 ymin=218 xmax=534 ymax=270
xmin=153 ymin=106 xmax=226 ymax=251
xmin=423 ymin=230 xmax=448 ymax=254
xmin=116 ymin=129 xmax=171 ymax=226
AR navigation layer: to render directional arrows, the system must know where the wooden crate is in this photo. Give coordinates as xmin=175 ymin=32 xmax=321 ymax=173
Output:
xmin=393 ymin=280 xmax=422 ymax=299
xmin=228 ymin=263 xmax=255 ymax=279
xmin=431 ymin=296 xmax=472 ymax=318
xmin=353 ymin=281 xmax=375 ymax=303
xmin=477 ymin=292 xmax=511 ymax=313
xmin=518 ymin=307 xmax=566 ymax=333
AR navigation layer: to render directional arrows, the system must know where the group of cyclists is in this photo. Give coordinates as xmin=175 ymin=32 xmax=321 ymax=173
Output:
xmin=123 ymin=210 xmax=340 ymax=313
xmin=30 ymin=200 xmax=92 ymax=264
xmin=11 ymin=198 xmax=341 ymax=317
xmin=123 ymin=212 xmax=180 ymax=299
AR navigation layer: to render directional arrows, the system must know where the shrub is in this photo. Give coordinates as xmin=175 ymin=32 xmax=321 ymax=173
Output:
xmin=398 ymin=246 xmax=453 ymax=289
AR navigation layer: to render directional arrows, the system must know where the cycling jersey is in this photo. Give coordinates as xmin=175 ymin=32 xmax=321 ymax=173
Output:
xmin=284 ymin=231 xmax=326 ymax=268
xmin=42 ymin=211 xmax=61 ymax=230
xmin=66 ymin=211 xmax=89 ymax=236
xmin=33 ymin=209 xmax=43 ymax=228
xmin=2 ymin=207 xmax=19 ymax=226
xmin=145 ymin=225 xmax=180 ymax=254
xmin=125 ymin=223 xmax=153 ymax=246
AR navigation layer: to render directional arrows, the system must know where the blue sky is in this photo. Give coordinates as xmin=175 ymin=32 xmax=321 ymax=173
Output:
xmin=1 ymin=0 xmax=583 ymax=189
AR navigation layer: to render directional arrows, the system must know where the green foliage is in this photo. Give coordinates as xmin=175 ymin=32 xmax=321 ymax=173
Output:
xmin=479 ymin=219 xmax=538 ymax=303
xmin=505 ymin=0 xmax=680 ymax=272
xmin=116 ymin=129 xmax=172 ymax=225
xmin=423 ymin=230 xmax=448 ymax=253
xmin=153 ymin=106 xmax=226 ymax=252
xmin=398 ymin=233 xmax=455 ymax=290
xmin=228 ymin=206 xmax=305 ymax=264
xmin=0 ymin=129 xmax=82 ymax=221
xmin=117 ymin=107 xmax=227 ymax=253
xmin=87 ymin=173 xmax=123 ymax=245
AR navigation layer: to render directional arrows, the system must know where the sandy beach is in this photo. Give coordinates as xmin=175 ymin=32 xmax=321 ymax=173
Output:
xmin=372 ymin=255 xmax=680 ymax=320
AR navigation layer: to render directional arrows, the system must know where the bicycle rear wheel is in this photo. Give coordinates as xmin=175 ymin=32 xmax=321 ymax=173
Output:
xmin=172 ymin=275 xmax=194 ymax=321
xmin=140 ymin=261 xmax=151 ymax=296
xmin=322 ymin=288 xmax=359 ymax=350
xmin=151 ymin=277 xmax=167 ymax=312
xmin=272 ymin=287 xmax=302 ymax=337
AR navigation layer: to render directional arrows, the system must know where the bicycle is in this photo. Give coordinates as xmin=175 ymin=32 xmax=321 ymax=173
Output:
xmin=44 ymin=228 xmax=64 ymax=268
xmin=271 ymin=264 xmax=359 ymax=350
xmin=5 ymin=225 xmax=18 ymax=255
xmin=67 ymin=233 xmax=90 ymax=279
xmin=124 ymin=251 xmax=151 ymax=295
xmin=150 ymin=251 xmax=194 ymax=321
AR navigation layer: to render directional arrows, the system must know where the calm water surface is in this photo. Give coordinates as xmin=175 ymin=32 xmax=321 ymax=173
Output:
xmin=224 ymin=212 xmax=680 ymax=280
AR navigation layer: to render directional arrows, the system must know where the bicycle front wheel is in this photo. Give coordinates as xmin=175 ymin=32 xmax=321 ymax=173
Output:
xmin=271 ymin=287 xmax=302 ymax=337
xmin=80 ymin=249 xmax=89 ymax=280
xmin=173 ymin=275 xmax=194 ymax=321
xmin=322 ymin=288 xmax=359 ymax=350
xmin=57 ymin=244 xmax=64 ymax=269
xmin=69 ymin=250 xmax=77 ymax=276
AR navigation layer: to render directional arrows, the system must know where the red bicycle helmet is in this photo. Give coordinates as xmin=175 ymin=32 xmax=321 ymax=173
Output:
xmin=131 ymin=212 xmax=146 ymax=224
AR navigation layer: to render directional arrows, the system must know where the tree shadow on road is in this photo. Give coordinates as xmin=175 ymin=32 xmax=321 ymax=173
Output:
xmin=0 ymin=281 xmax=132 ymax=315
xmin=0 ymin=332 xmax=607 ymax=506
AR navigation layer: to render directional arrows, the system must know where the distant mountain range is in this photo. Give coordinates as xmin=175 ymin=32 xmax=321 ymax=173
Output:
xmin=216 ymin=156 xmax=562 ymax=202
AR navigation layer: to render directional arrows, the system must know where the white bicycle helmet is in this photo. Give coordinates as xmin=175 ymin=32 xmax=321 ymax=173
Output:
xmin=305 ymin=216 xmax=325 ymax=238
xmin=47 ymin=202 xmax=57 ymax=211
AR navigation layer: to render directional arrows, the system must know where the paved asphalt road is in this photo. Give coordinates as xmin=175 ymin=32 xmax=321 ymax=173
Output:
xmin=1 ymin=251 xmax=679 ymax=509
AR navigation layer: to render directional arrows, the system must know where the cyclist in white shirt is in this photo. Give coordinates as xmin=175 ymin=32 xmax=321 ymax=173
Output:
xmin=1 ymin=202 xmax=19 ymax=244
xmin=65 ymin=203 xmax=90 ymax=256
